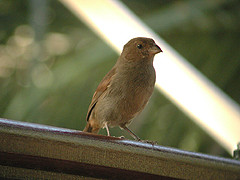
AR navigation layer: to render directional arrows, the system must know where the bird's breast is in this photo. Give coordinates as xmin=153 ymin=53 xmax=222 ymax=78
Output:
xmin=112 ymin=65 xmax=156 ymax=117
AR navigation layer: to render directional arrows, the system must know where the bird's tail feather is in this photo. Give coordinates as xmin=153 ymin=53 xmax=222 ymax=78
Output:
xmin=83 ymin=122 xmax=100 ymax=134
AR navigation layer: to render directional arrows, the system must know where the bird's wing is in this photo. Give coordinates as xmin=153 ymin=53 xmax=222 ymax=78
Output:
xmin=86 ymin=67 xmax=116 ymax=121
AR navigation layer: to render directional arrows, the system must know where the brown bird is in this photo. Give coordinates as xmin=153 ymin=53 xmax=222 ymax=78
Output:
xmin=83 ymin=37 xmax=162 ymax=141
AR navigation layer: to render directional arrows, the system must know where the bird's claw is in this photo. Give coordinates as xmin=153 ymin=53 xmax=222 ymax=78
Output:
xmin=137 ymin=139 xmax=158 ymax=145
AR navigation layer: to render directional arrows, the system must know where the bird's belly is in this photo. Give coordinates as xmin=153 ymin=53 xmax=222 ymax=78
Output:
xmin=95 ymin=84 xmax=154 ymax=127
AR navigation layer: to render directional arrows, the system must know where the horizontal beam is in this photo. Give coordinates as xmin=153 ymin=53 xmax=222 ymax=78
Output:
xmin=0 ymin=119 xmax=240 ymax=179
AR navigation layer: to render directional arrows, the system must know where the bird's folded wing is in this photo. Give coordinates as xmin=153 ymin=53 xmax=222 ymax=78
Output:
xmin=86 ymin=67 xmax=116 ymax=121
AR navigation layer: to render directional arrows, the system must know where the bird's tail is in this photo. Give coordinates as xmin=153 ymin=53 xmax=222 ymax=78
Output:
xmin=83 ymin=122 xmax=100 ymax=134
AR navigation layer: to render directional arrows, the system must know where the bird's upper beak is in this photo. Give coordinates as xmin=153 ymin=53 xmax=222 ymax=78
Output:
xmin=149 ymin=43 xmax=163 ymax=55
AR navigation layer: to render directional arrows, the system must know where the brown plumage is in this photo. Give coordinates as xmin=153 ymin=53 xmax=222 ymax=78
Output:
xmin=83 ymin=37 xmax=162 ymax=141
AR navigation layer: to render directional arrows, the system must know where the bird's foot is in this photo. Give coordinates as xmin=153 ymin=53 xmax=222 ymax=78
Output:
xmin=137 ymin=139 xmax=158 ymax=145
xmin=118 ymin=136 xmax=125 ymax=139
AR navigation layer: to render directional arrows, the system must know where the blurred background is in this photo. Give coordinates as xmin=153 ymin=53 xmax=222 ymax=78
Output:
xmin=0 ymin=0 xmax=239 ymax=158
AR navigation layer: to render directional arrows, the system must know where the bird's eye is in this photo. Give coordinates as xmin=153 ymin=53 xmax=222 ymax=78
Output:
xmin=137 ymin=44 xmax=143 ymax=49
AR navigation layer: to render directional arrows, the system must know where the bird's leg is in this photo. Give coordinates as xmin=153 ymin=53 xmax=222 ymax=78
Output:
xmin=121 ymin=125 xmax=141 ymax=141
xmin=121 ymin=125 xmax=157 ymax=145
xmin=104 ymin=123 xmax=110 ymax=136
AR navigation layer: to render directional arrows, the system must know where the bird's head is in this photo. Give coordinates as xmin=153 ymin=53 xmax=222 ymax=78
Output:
xmin=121 ymin=37 xmax=162 ymax=62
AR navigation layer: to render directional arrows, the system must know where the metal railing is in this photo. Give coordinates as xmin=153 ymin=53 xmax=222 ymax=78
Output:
xmin=0 ymin=118 xmax=240 ymax=179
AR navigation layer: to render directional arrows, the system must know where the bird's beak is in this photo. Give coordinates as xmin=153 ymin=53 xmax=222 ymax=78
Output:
xmin=149 ymin=44 xmax=163 ymax=55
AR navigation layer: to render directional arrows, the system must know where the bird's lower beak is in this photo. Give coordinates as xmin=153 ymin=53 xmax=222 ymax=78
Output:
xmin=149 ymin=44 xmax=163 ymax=54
